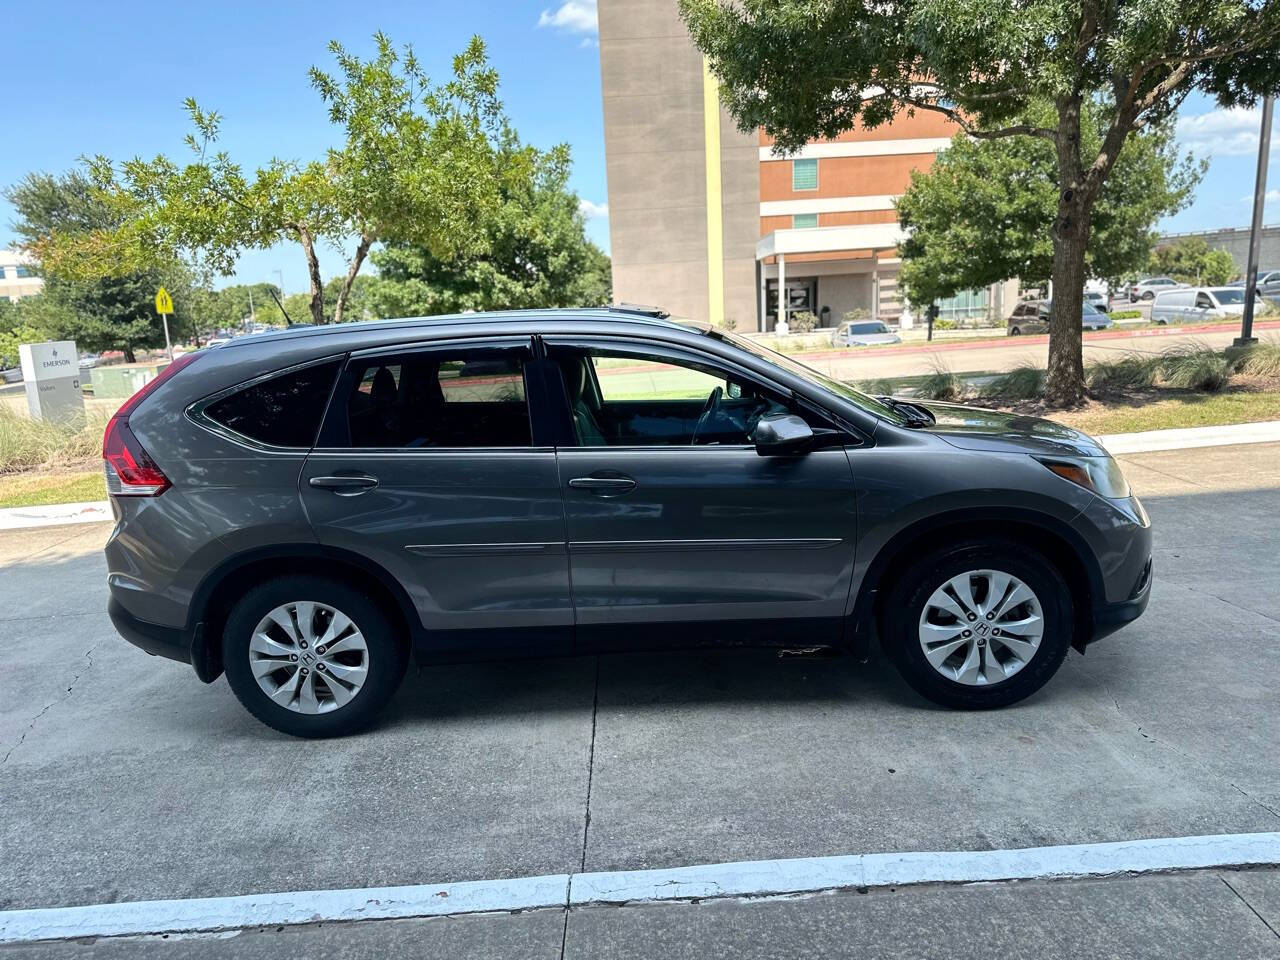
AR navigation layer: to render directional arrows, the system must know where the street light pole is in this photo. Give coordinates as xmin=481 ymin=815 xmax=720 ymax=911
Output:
xmin=1236 ymin=94 xmax=1274 ymax=348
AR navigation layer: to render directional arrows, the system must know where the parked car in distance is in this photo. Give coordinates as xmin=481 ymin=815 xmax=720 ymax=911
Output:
xmin=103 ymin=306 xmax=1152 ymax=737
xmin=1084 ymin=290 xmax=1109 ymax=312
xmin=1007 ymin=299 xmax=1114 ymax=335
xmin=830 ymin=320 xmax=901 ymax=347
xmin=1129 ymin=277 xmax=1180 ymax=301
xmin=1150 ymin=286 xmax=1261 ymax=324
xmin=78 ymin=354 xmax=98 ymax=370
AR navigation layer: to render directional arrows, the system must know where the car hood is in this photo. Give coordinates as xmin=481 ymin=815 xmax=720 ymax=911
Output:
xmin=907 ymin=400 xmax=1108 ymax=457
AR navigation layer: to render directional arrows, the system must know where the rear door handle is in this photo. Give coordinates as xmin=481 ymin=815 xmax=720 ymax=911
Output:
xmin=309 ymin=475 xmax=380 ymax=496
xmin=568 ymin=476 xmax=637 ymax=494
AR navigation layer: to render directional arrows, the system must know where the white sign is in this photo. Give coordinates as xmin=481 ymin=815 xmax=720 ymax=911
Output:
xmin=19 ymin=340 xmax=84 ymax=422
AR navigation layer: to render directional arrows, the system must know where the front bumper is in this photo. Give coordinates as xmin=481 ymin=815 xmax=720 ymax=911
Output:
xmin=1086 ymin=558 xmax=1153 ymax=646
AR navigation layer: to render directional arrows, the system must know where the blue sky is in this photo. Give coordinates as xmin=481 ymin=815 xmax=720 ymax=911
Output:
xmin=2 ymin=0 xmax=1276 ymax=294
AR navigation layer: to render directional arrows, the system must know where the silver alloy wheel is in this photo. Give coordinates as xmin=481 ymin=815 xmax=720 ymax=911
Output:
xmin=917 ymin=569 xmax=1044 ymax=686
xmin=249 ymin=601 xmax=369 ymax=714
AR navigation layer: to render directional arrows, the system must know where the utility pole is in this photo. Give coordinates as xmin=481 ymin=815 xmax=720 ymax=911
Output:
xmin=1237 ymin=95 xmax=1274 ymax=347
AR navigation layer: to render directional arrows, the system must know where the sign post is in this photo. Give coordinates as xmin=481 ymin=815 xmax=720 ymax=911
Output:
xmin=155 ymin=287 xmax=175 ymax=360
xmin=19 ymin=341 xmax=85 ymax=422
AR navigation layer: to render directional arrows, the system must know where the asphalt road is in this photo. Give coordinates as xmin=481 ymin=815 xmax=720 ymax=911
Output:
xmin=2 ymin=442 xmax=1279 ymax=955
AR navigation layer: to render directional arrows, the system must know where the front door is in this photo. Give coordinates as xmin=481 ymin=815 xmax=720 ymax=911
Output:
xmin=544 ymin=337 xmax=858 ymax=650
xmin=300 ymin=337 xmax=571 ymax=654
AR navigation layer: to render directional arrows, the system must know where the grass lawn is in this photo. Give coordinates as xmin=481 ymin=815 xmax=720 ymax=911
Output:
xmin=0 ymin=469 xmax=105 ymax=508
xmin=1044 ymin=390 xmax=1280 ymax=435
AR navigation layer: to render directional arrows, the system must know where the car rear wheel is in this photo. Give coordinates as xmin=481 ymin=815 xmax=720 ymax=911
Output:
xmin=1142 ymin=291 xmax=1155 ymax=300
xmin=1009 ymin=326 xmax=1021 ymax=336
xmin=223 ymin=576 xmax=408 ymax=738
xmin=882 ymin=540 xmax=1073 ymax=709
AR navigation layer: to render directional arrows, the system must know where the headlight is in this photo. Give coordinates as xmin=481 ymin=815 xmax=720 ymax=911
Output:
xmin=1036 ymin=456 xmax=1131 ymax=499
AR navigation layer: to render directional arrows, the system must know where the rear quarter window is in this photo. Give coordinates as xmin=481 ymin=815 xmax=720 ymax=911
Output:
xmin=202 ymin=360 xmax=341 ymax=448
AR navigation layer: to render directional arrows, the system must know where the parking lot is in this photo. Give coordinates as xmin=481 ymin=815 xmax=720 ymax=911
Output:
xmin=2 ymin=442 xmax=1280 ymax=956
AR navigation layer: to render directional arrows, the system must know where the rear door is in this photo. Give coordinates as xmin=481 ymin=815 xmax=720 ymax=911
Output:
xmin=300 ymin=337 xmax=572 ymax=654
xmin=544 ymin=336 xmax=859 ymax=651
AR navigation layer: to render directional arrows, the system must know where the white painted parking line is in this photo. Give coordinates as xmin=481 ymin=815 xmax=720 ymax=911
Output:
xmin=4 ymin=832 xmax=1279 ymax=945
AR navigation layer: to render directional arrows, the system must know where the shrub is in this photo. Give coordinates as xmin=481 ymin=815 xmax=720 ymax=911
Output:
xmin=790 ymin=311 xmax=818 ymax=333
xmin=1108 ymin=309 xmax=1142 ymax=320
xmin=1159 ymin=341 xmax=1231 ymax=392
xmin=932 ymin=318 xmax=957 ymax=330
xmin=985 ymin=363 xmax=1045 ymax=399
xmin=718 ymin=316 xmax=739 ymax=333
xmin=1231 ymin=338 xmax=1280 ymax=377
xmin=0 ymin=404 xmax=107 ymax=473
xmin=1086 ymin=353 xmax=1159 ymax=392
xmin=860 ymin=377 xmax=897 ymax=396
xmin=917 ymin=360 xmax=964 ymax=401
xmin=843 ymin=308 xmax=871 ymax=324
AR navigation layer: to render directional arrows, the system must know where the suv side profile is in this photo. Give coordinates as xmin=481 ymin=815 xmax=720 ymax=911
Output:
xmin=105 ymin=309 xmax=1152 ymax=737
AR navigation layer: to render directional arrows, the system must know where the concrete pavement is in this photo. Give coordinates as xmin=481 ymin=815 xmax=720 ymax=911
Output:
xmin=1 ymin=443 xmax=1278 ymax=953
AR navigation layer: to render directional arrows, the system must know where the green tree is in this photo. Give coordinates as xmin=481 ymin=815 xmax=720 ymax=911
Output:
xmin=1150 ymin=236 xmax=1238 ymax=285
xmin=368 ymin=142 xmax=611 ymax=316
xmin=36 ymin=34 xmax=528 ymax=327
xmin=5 ymin=170 xmax=191 ymax=360
xmin=896 ymin=101 xmax=1202 ymax=305
xmin=681 ymin=0 xmax=1280 ymax=404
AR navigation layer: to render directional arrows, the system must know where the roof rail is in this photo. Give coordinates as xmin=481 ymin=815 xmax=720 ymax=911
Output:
xmin=606 ymin=302 xmax=671 ymax=319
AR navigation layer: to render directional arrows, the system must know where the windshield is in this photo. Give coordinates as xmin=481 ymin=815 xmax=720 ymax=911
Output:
xmin=847 ymin=322 xmax=888 ymax=334
xmin=1081 ymin=302 xmax=1102 ymax=316
xmin=715 ymin=331 xmax=907 ymax=424
xmin=1210 ymin=288 xmax=1248 ymax=304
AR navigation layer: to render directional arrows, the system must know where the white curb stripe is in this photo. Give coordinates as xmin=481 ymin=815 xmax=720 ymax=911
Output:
xmin=0 ymin=500 xmax=110 ymax=531
xmin=3 ymin=832 xmax=1279 ymax=945
xmin=1098 ymin=419 xmax=1280 ymax=455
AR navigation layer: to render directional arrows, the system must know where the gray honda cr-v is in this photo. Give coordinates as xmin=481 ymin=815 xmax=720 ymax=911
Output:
xmin=104 ymin=307 xmax=1151 ymax=737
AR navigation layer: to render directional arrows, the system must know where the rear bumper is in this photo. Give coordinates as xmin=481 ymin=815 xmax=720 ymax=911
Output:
xmin=108 ymin=596 xmax=192 ymax=664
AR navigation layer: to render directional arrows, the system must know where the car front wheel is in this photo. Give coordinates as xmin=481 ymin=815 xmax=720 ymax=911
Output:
xmin=882 ymin=541 xmax=1073 ymax=709
xmin=223 ymin=576 xmax=408 ymax=738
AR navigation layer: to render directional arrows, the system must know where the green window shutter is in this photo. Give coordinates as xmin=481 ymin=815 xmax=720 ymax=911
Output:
xmin=792 ymin=213 xmax=818 ymax=229
xmin=792 ymin=158 xmax=818 ymax=191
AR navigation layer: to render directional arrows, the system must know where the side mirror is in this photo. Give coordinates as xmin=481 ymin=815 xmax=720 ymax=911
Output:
xmin=752 ymin=414 xmax=814 ymax=455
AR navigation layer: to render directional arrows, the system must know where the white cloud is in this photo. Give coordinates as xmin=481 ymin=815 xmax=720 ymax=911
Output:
xmin=1238 ymin=188 xmax=1280 ymax=203
xmin=579 ymin=198 xmax=609 ymax=219
xmin=1176 ymin=106 xmax=1280 ymax=157
xmin=537 ymin=0 xmax=598 ymax=34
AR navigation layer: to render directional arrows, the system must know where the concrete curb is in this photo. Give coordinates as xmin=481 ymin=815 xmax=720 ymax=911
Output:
xmin=3 ymin=832 xmax=1279 ymax=945
xmin=1098 ymin=419 xmax=1280 ymax=455
xmin=0 ymin=500 xmax=111 ymax=531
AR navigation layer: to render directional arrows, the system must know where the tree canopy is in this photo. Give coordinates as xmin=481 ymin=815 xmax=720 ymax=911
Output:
xmin=367 ymin=141 xmax=611 ymax=317
xmin=32 ymin=34 xmax=530 ymax=326
xmin=682 ymin=0 xmax=1280 ymax=403
xmin=897 ymin=101 xmax=1203 ymax=305
xmin=1150 ymin=236 xmax=1238 ymax=285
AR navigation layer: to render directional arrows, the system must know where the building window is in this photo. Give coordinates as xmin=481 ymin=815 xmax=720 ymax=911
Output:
xmin=0 ymin=267 xmax=6 ymax=279
xmin=792 ymin=158 xmax=818 ymax=191
xmin=935 ymin=288 xmax=992 ymax=321
xmin=792 ymin=213 xmax=818 ymax=229
xmin=15 ymin=266 xmax=35 ymax=279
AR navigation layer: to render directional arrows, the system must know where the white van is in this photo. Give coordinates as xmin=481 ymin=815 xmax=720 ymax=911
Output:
xmin=1150 ymin=286 xmax=1259 ymax=325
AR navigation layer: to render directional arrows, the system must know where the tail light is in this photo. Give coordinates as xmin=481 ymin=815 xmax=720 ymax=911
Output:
xmin=102 ymin=352 xmax=203 ymax=497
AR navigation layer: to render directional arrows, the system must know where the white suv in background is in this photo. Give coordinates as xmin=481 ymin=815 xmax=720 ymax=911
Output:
xmin=1128 ymin=277 xmax=1180 ymax=301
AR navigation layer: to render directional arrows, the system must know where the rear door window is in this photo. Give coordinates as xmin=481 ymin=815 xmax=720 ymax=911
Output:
xmin=202 ymin=360 xmax=341 ymax=448
xmin=326 ymin=345 xmax=533 ymax=449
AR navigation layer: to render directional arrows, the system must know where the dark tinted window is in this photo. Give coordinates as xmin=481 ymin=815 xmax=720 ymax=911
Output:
xmin=205 ymin=360 xmax=340 ymax=448
xmin=336 ymin=347 xmax=531 ymax=448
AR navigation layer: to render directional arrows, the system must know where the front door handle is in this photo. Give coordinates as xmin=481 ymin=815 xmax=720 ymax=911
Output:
xmin=309 ymin=475 xmax=380 ymax=496
xmin=568 ymin=476 xmax=637 ymax=494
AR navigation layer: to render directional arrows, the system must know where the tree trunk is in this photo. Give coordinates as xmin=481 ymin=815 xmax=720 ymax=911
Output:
xmin=1046 ymin=97 xmax=1090 ymax=407
xmin=333 ymin=231 xmax=374 ymax=326
xmin=1046 ymin=224 xmax=1089 ymax=405
xmin=124 ymin=346 xmax=137 ymax=363
xmin=296 ymin=225 xmax=326 ymax=325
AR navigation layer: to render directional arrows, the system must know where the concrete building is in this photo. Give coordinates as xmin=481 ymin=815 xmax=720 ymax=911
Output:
xmin=599 ymin=0 xmax=1007 ymax=331
xmin=0 ymin=249 xmax=43 ymax=302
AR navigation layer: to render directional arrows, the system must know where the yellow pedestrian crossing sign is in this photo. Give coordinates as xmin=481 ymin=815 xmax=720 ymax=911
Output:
xmin=155 ymin=288 xmax=174 ymax=315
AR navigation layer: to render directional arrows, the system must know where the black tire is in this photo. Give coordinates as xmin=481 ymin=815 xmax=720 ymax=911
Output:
xmin=1142 ymin=291 xmax=1155 ymax=301
xmin=1009 ymin=326 xmax=1021 ymax=336
xmin=223 ymin=575 xmax=408 ymax=738
xmin=881 ymin=539 xmax=1074 ymax=709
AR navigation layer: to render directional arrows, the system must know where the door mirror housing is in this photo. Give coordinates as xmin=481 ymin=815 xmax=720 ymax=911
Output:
xmin=752 ymin=414 xmax=814 ymax=455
